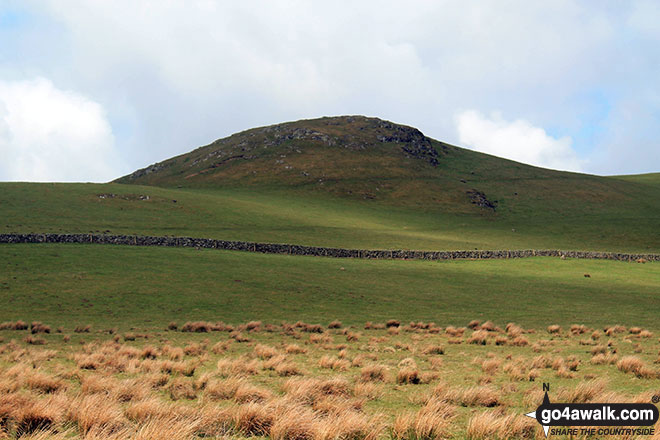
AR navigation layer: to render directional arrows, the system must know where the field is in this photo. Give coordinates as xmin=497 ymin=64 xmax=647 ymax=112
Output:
xmin=1 ymin=118 xmax=659 ymax=439
xmin=1 ymin=317 xmax=660 ymax=439
xmin=1 ymin=242 xmax=659 ymax=438
xmin=1 ymin=244 xmax=659 ymax=330
xmin=1 ymin=182 xmax=660 ymax=253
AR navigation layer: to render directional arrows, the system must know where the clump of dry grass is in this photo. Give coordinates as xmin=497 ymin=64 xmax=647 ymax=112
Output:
xmin=556 ymin=366 xmax=577 ymax=379
xmin=205 ymin=377 xmax=242 ymax=400
xmin=29 ymin=322 xmax=51 ymax=334
xmin=24 ymin=336 xmax=46 ymax=345
xmin=254 ymin=344 xmax=278 ymax=359
xmin=397 ymin=368 xmax=420 ymax=384
xmin=25 ymin=371 xmax=65 ymax=394
xmin=132 ymin=416 xmax=201 ymax=440
xmin=391 ymin=400 xmax=455 ymax=440
xmin=74 ymin=325 xmax=91 ymax=333
xmin=269 ymin=404 xmax=317 ymax=440
xmin=570 ymin=324 xmax=587 ymax=335
xmin=510 ymin=336 xmax=529 ymax=346
xmin=466 ymin=410 xmax=536 ymax=439
xmin=445 ymin=326 xmax=465 ymax=337
xmin=81 ymin=375 xmax=149 ymax=402
xmin=505 ymin=323 xmax=523 ymax=337
xmin=0 ymin=320 xmax=28 ymax=330
xmin=234 ymin=382 xmax=273 ymax=403
xmin=387 ymin=326 xmax=400 ymax=335
xmin=617 ymin=356 xmax=658 ymax=378
xmin=232 ymin=401 xmax=275 ymax=436
xmin=617 ymin=356 xmax=644 ymax=374
xmin=319 ymin=355 xmax=350 ymax=371
xmin=205 ymin=377 xmax=272 ymax=403
xmin=421 ymin=344 xmax=444 ymax=355
xmin=185 ymin=321 xmax=211 ymax=332
xmin=639 ymin=329 xmax=653 ymax=338
xmin=467 ymin=320 xmax=481 ymax=329
xmin=467 ymin=330 xmax=489 ymax=345
xmin=591 ymin=353 xmax=618 ymax=365
xmin=5 ymin=393 xmax=68 ymax=436
xmin=328 ymin=320 xmax=342 ymax=329
xmin=159 ymin=360 xmax=197 ymax=377
xmin=481 ymin=358 xmax=501 ymax=374
xmin=67 ymin=394 xmax=126 ymax=434
xmin=162 ymin=345 xmax=184 ymax=360
xmin=480 ymin=321 xmax=497 ymax=332
xmin=556 ymin=379 xmax=608 ymax=403
xmin=211 ymin=340 xmax=231 ymax=354
xmin=285 ymin=344 xmax=307 ymax=354
xmin=604 ymin=325 xmax=627 ymax=336
xmin=275 ymin=361 xmax=302 ymax=377
xmin=365 ymin=321 xmax=386 ymax=330
xmin=245 ymin=321 xmax=262 ymax=331
xmin=217 ymin=357 xmax=260 ymax=377
xmin=167 ymin=378 xmax=197 ymax=401
xmin=311 ymin=333 xmax=333 ymax=345
xmin=263 ymin=354 xmax=287 ymax=370
xmin=140 ymin=345 xmax=159 ymax=360
xmin=230 ymin=331 xmax=250 ymax=342
xmin=261 ymin=354 xmax=301 ymax=376
xmin=183 ymin=342 xmax=205 ymax=356
xmin=547 ymin=324 xmax=561 ymax=334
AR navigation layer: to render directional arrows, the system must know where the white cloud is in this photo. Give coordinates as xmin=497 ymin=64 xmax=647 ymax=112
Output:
xmin=455 ymin=110 xmax=584 ymax=172
xmin=2 ymin=2 xmax=658 ymax=176
xmin=0 ymin=77 xmax=121 ymax=182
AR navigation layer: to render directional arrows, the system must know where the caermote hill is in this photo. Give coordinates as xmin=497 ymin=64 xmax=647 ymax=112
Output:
xmin=2 ymin=116 xmax=658 ymax=252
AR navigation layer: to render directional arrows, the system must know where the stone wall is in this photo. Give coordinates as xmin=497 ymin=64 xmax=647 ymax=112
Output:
xmin=0 ymin=233 xmax=657 ymax=262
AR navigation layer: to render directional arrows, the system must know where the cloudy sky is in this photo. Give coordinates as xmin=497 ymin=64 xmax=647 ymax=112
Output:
xmin=1 ymin=1 xmax=658 ymax=181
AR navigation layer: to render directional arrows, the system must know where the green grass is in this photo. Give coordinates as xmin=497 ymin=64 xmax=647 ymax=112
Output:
xmin=1 ymin=243 xmax=658 ymax=330
xmin=613 ymin=171 xmax=660 ymax=186
xmin=1 ymin=182 xmax=659 ymax=252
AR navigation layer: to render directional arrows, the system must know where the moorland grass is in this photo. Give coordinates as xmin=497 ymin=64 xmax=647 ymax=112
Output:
xmin=1 ymin=320 xmax=659 ymax=439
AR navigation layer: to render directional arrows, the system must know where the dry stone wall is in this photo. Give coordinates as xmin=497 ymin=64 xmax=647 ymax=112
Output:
xmin=1 ymin=233 xmax=658 ymax=262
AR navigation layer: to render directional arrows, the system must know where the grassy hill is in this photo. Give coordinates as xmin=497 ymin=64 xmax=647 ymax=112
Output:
xmin=2 ymin=116 xmax=658 ymax=252
xmin=613 ymin=172 xmax=660 ymax=187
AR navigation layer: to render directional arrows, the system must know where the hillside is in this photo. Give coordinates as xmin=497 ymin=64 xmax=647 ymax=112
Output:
xmin=111 ymin=115 xmax=660 ymax=252
xmin=117 ymin=115 xmax=648 ymax=217
xmin=1 ymin=116 xmax=658 ymax=252
xmin=613 ymin=172 xmax=660 ymax=187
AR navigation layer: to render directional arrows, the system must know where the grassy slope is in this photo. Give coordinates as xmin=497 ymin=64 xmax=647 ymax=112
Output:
xmin=1 ymin=243 xmax=658 ymax=330
xmin=107 ymin=116 xmax=660 ymax=253
xmin=1 ymin=181 xmax=659 ymax=252
xmin=612 ymin=171 xmax=660 ymax=186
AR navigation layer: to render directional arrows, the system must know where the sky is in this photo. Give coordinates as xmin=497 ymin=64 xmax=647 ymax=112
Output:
xmin=0 ymin=1 xmax=658 ymax=182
